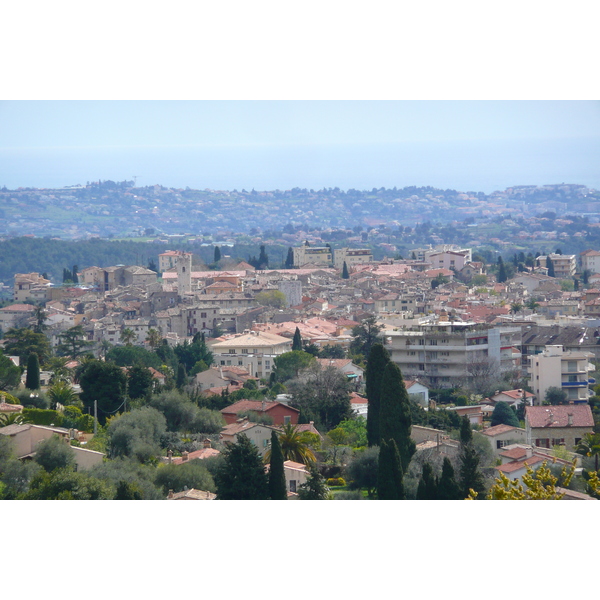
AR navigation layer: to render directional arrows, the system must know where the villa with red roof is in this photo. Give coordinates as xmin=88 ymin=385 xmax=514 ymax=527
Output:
xmin=220 ymin=399 xmax=299 ymax=426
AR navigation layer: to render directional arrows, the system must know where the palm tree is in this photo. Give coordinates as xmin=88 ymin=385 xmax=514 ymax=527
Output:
xmin=264 ymin=423 xmax=316 ymax=466
xmin=46 ymin=356 xmax=74 ymax=384
xmin=526 ymin=298 xmax=540 ymax=312
xmin=0 ymin=412 xmax=29 ymax=427
xmin=576 ymin=432 xmax=600 ymax=471
xmin=47 ymin=380 xmax=79 ymax=409
xmin=145 ymin=328 xmax=162 ymax=350
xmin=120 ymin=328 xmax=135 ymax=346
xmin=510 ymin=302 xmax=523 ymax=318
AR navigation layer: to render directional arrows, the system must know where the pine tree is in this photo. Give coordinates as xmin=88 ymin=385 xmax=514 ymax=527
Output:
xmin=379 ymin=362 xmax=416 ymax=472
xmin=298 ymin=464 xmax=330 ymax=500
xmin=342 ymin=261 xmax=349 ymax=279
xmin=490 ymin=401 xmax=520 ymax=428
xmin=366 ymin=343 xmax=390 ymax=447
xmin=25 ymin=352 xmax=41 ymax=390
xmin=437 ymin=457 xmax=463 ymax=500
xmin=416 ymin=462 xmax=438 ymax=500
xmin=215 ymin=434 xmax=270 ymax=500
xmin=292 ymin=327 xmax=303 ymax=352
xmin=268 ymin=431 xmax=287 ymax=500
xmin=377 ymin=439 xmax=405 ymax=500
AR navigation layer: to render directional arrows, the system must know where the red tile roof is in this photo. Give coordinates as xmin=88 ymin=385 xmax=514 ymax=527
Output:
xmin=482 ymin=424 xmax=520 ymax=437
xmin=497 ymin=455 xmax=545 ymax=474
xmin=220 ymin=400 xmax=299 ymax=416
xmin=525 ymin=405 xmax=594 ymax=428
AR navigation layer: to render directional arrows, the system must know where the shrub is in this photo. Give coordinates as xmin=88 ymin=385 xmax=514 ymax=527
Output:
xmin=22 ymin=408 xmax=63 ymax=427
xmin=0 ymin=391 xmax=20 ymax=405
xmin=326 ymin=477 xmax=346 ymax=487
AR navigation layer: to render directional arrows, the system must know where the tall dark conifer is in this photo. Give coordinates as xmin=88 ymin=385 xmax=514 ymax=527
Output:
xmin=377 ymin=439 xmax=405 ymax=500
xmin=437 ymin=457 xmax=462 ymax=500
xmin=379 ymin=362 xmax=416 ymax=472
xmin=416 ymin=462 xmax=438 ymax=500
xmin=458 ymin=416 xmax=486 ymax=499
xmin=268 ymin=431 xmax=287 ymax=500
xmin=292 ymin=327 xmax=303 ymax=352
xmin=342 ymin=261 xmax=349 ymax=279
xmin=366 ymin=343 xmax=390 ymax=447
xmin=285 ymin=247 xmax=294 ymax=269
xmin=25 ymin=352 xmax=40 ymax=390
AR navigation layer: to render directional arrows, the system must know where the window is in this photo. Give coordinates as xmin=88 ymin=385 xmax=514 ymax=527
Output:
xmin=284 ymin=416 xmax=291 ymax=425
xmin=226 ymin=360 xmax=231 ymax=366
xmin=567 ymin=361 xmax=577 ymax=372
xmin=535 ymin=438 xmax=550 ymax=448
xmin=429 ymin=339 xmax=437 ymax=346
xmin=552 ymin=438 xmax=565 ymax=446
xmin=220 ymin=360 xmax=225 ymax=365
xmin=242 ymin=349 xmax=248 ymax=354
xmin=496 ymin=440 xmax=510 ymax=449
xmin=238 ymin=360 xmax=243 ymax=366
xmin=201 ymin=312 xmax=207 ymax=318
xmin=289 ymin=480 xmax=297 ymax=493
xmin=419 ymin=364 xmax=425 ymax=371
xmin=263 ymin=439 xmax=270 ymax=447
xmin=229 ymin=349 xmax=236 ymax=354
xmin=575 ymin=438 xmax=582 ymax=446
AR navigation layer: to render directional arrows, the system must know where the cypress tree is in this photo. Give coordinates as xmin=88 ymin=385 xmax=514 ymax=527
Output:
xmin=377 ymin=439 xmax=405 ymax=500
xmin=72 ymin=265 xmax=79 ymax=284
xmin=292 ymin=327 xmax=303 ymax=352
xmin=379 ymin=362 xmax=416 ymax=472
xmin=176 ymin=364 xmax=187 ymax=390
xmin=437 ymin=457 xmax=462 ymax=500
xmin=342 ymin=261 xmax=350 ymax=279
xmin=258 ymin=245 xmax=269 ymax=269
xmin=214 ymin=246 xmax=221 ymax=263
xmin=547 ymin=257 xmax=555 ymax=277
xmin=416 ymin=462 xmax=438 ymax=500
xmin=366 ymin=343 xmax=390 ymax=447
xmin=268 ymin=431 xmax=287 ymax=500
xmin=497 ymin=256 xmax=507 ymax=283
xmin=285 ymin=247 xmax=294 ymax=269
xmin=25 ymin=352 xmax=41 ymax=390
xmin=458 ymin=416 xmax=486 ymax=499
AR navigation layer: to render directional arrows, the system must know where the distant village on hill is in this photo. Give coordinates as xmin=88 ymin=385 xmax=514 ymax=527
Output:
xmin=1 ymin=180 xmax=600 ymax=500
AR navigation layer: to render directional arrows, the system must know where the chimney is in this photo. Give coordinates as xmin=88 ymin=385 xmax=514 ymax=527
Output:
xmin=526 ymin=446 xmax=533 ymax=458
xmin=568 ymin=413 xmax=573 ymax=426
xmin=203 ymin=438 xmax=212 ymax=448
xmin=181 ymin=451 xmax=189 ymax=462
xmin=168 ymin=489 xmax=174 ymax=499
xmin=262 ymin=400 xmax=266 ymax=412
xmin=167 ymin=449 xmax=173 ymax=464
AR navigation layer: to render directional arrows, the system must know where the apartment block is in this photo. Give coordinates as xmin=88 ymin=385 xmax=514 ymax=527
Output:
xmin=386 ymin=319 xmax=521 ymax=389
xmin=528 ymin=344 xmax=595 ymax=405
xmin=292 ymin=246 xmax=332 ymax=268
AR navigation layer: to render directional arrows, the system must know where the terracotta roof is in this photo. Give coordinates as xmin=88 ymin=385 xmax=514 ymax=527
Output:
xmin=0 ymin=402 xmax=24 ymax=413
xmin=496 ymin=455 xmax=546 ymax=474
xmin=482 ymin=424 xmax=521 ymax=437
xmin=167 ymin=488 xmax=216 ymax=500
xmin=166 ymin=447 xmax=221 ymax=464
xmin=525 ymin=405 xmax=594 ymax=428
xmin=220 ymin=400 xmax=299 ymax=416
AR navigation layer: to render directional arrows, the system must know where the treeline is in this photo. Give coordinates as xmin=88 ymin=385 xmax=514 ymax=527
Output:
xmin=0 ymin=237 xmax=297 ymax=284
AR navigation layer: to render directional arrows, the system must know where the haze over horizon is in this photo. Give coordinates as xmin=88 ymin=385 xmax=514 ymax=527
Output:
xmin=1 ymin=101 xmax=599 ymax=193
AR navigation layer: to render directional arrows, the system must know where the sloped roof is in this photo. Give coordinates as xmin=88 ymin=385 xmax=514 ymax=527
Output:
xmin=525 ymin=404 xmax=594 ymax=428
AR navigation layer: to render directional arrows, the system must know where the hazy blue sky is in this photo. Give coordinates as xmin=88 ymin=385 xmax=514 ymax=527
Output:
xmin=1 ymin=101 xmax=599 ymax=192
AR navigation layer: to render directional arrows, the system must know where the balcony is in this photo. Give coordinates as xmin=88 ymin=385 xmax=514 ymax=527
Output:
xmin=561 ymin=381 xmax=589 ymax=388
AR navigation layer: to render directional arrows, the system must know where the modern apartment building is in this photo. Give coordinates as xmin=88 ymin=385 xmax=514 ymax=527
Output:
xmin=528 ymin=344 xmax=595 ymax=405
xmin=580 ymin=249 xmax=600 ymax=274
xmin=386 ymin=319 xmax=521 ymax=389
xmin=539 ymin=253 xmax=577 ymax=278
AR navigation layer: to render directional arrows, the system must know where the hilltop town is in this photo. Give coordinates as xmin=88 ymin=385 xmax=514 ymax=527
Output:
xmin=1 ymin=234 xmax=600 ymax=500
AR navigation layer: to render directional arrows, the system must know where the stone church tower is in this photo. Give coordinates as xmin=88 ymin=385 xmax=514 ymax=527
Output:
xmin=176 ymin=251 xmax=192 ymax=296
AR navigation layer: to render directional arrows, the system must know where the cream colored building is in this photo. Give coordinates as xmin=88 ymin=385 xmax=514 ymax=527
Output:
xmin=13 ymin=272 xmax=51 ymax=303
xmin=333 ymin=248 xmax=373 ymax=270
xmin=209 ymin=329 xmax=292 ymax=379
xmin=292 ymin=246 xmax=332 ymax=268
xmin=581 ymin=249 xmax=600 ymax=274
xmin=528 ymin=345 xmax=594 ymax=405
